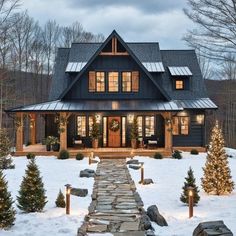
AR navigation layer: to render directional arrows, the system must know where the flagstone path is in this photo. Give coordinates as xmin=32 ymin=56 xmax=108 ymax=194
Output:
xmin=78 ymin=159 xmax=145 ymax=236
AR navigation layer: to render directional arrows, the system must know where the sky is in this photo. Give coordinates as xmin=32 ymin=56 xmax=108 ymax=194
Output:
xmin=21 ymin=0 xmax=194 ymax=49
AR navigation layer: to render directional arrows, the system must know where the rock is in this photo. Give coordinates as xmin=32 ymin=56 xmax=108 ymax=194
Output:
xmin=142 ymin=179 xmax=154 ymax=185
xmin=126 ymin=159 xmax=139 ymax=165
xmin=77 ymin=222 xmax=87 ymax=236
xmin=87 ymin=224 xmax=107 ymax=232
xmin=139 ymin=214 xmax=153 ymax=231
xmin=120 ymin=221 xmax=140 ymax=231
xmin=147 ymin=205 xmax=168 ymax=227
xmin=80 ymin=169 xmax=95 ymax=178
xmin=193 ymin=221 xmax=233 ymax=236
xmin=134 ymin=192 xmax=144 ymax=207
xmin=129 ymin=164 xmax=141 ymax=170
xmin=145 ymin=229 xmax=156 ymax=236
xmin=71 ymin=188 xmax=88 ymax=197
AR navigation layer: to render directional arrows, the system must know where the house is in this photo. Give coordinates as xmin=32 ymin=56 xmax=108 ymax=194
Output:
xmin=7 ymin=30 xmax=217 ymax=155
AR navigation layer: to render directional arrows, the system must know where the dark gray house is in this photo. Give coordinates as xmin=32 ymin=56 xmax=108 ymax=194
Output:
xmin=8 ymin=30 xmax=217 ymax=154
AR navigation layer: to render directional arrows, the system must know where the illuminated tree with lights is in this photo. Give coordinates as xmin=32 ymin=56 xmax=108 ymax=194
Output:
xmin=17 ymin=159 xmax=47 ymax=212
xmin=0 ymin=169 xmax=15 ymax=229
xmin=202 ymin=121 xmax=234 ymax=195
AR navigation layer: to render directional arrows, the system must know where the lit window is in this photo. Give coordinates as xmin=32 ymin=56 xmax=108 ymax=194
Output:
xmin=172 ymin=116 xmax=189 ymax=135
xmin=145 ymin=116 xmax=154 ymax=137
xmin=77 ymin=116 xmax=86 ymax=137
xmin=96 ymin=72 xmax=105 ymax=92
xmin=108 ymin=72 xmax=119 ymax=92
xmin=122 ymin=72 xmax=131 ymax=92
xmin=122 ymin=117 xmax=126 ymax=147
xmin=89 ymin=116 xmax=94 ymax=136
xmin=137 ymin=116 xmax=143 ymax=137
xmin=175 ymin=80 xmax=184 ymax=90
xmin=103 ymin=117 xmax=107 ymax=146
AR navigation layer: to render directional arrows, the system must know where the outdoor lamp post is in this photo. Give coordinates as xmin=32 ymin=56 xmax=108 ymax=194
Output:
xmin=65 ymin=184 xmax=72 ymax=215
xmin=188 ymin=186 xmax=194 ymax=218
xmin=89 ymin=151 xmax=94 ymax=165
xmin=140 ymin=162 xmax=144 ymax=184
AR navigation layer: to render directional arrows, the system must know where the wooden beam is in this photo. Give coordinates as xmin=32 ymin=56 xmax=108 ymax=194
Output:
xmin=59 ymin=112 xmax=67 ymax=151
xmin=29 ymin=113 xmax=36 ymax=145
xmin=16 ymin=113 xmax=23 ymax=152
xmin=162 ymin=112 xmax=173 ymax=152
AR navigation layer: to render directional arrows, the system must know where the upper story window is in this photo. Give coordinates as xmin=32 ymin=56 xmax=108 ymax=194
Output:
xmin=108 ymin=72 xmax=119 ymax=92
xmin=96 ymin=72 xmax=105 ymax=92
xmin=122 ymin=72 xmax=132 ymax=92
xmin=172 ymin=116 xmax=189 ymax=135
xmin=175 ymin=80 xmax=184 ymax=90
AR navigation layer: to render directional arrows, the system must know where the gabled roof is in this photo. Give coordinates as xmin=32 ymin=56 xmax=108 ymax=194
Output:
xmin=59 ymin=30 xmax=171 ymax=101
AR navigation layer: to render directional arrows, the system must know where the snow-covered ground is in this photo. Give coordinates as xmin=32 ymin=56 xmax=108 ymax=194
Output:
xmin=129 ymin=151 xmax=236 ymax=236
xmin=1 ymin=156 xmax=97 ymax=236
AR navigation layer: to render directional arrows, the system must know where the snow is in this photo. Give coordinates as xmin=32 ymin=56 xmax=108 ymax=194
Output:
xmin=1 ymin=156 xmax=97 ymax=236
xmin=129 ymin=152 xmax=236 ymax=236
xmin=225 ymin=147 xmax=236 ymax=159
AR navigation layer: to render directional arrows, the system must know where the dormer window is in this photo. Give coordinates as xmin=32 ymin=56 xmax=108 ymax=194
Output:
xmin=175 ymin=80 xmax=184 ymax=90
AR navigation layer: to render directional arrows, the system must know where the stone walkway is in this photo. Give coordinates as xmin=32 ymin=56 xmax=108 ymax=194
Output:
xmin=78 ymin=159 xmax=145 ymax=236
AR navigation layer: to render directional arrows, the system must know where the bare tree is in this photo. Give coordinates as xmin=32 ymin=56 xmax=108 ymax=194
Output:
xmin=184 ymin=0 xmax=236 ymax=62
xmin=0 ymin=0 xmax=20 ymax=24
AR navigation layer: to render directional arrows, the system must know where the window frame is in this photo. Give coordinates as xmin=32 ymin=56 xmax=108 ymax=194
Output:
xmin=122 ymin=71 xmax=132 ymax=92
xmin=175 ymin=79 xmax=184 ymax=90
xmin=76 ymin=116 xmax=86 ymax=137
xmin=172 ymin=116 xmax=190 ymax=136
xmin=95 ymin=71 xmax=105 ymax=92
xmin=145 ymin=115 xmax=155 ymax=137
xmin=108 ymin=71 xmax=119 ymax=92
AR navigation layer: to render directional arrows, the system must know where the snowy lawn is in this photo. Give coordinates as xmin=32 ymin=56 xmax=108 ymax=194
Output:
xmin=1 ymin=156 xmax=97 ymax=236
xmin=129 ymin=151 xmax=236 ymax=236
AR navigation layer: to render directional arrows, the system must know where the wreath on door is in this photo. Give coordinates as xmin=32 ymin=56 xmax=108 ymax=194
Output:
xmin=109 ymin=119 xmax=120 ymax=132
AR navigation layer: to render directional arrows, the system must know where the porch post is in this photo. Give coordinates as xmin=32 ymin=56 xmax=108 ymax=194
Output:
xmin=16 ymin=113 xmax=24 ymax=152
xmin=30 ymin=113 xmax=36 ymax=145
xmin=59 ymin=112 xmax=68 ymax=151
xmin=163 ymin=112 xmax=173 ymax=152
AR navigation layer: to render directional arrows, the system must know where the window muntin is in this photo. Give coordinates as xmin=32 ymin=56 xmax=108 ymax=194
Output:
xmin=145 ymin=116 xmax=155 ymax=137
xmin=137 ymin=116 xmax=143 ymax=137
xmin=122 ymin=72 xmax=132 ymax=92
xmin=96 ymin=72 xmax=105 ymax=92
xmin=175 ymin=80 xmax=184 ymax=90
xmin=172 ymin=116 xmax=189 ymax=135
xmin=77 ymin=116 xmax=86 ymax=137
xmin=108 ymin=72 xmax=119 ymax=92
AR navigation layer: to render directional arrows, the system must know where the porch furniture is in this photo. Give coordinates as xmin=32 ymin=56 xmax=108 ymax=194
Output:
xmin=147 ymin=140 xmax=158 ymax=149
xmin=73 ymin=136 xmax=85 ymax=149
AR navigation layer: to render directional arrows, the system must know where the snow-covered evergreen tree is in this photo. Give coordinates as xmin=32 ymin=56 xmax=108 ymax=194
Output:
xmin=202 ymin=121 xmax=234 ymax=195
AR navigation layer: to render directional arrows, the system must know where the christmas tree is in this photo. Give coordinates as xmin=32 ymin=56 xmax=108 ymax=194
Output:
xmin=202 ymin=121 xmax=234 ymax=195
xmin=55 ymin=189 xmax=66 ymax=208
xmin=0 ymin=169 xmax=16 ymax=229
xmin=0 ymin=128 xmax=14 ymax=169
xmin=180 ymin=167 xmax=200 ymax=205
xmin=17 ymin=159 xmax=47 ymax=212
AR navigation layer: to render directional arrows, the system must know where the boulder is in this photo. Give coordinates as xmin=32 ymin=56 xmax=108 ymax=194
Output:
xmin=139 ymin=214 xmax=153 ymax=231
xmin=80 ymin=169 xmax=95 ymax=178
xmin=134 ymin=191 xmax=144 ymax=207
xmin=126 ymin=159 xmax=139 ymax=165
xmin=142 ymin=179 xmax=154 ymax=185
xmin=71 ymin=188 xmax=88 ymax=197
xmin=193 ymin=221 xmax=233 ymax=236
xmin=147 ymin=205 xmax=168 ymax=227
xmin=129 ymin=164 xmax=141 ymax=170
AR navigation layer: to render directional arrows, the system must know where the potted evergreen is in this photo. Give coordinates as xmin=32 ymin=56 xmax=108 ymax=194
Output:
xmin=45 ymin=136 xmax=53 ymax=151
xmin=130 ymin=117 xmax=138 ymax=149
xmin=90 ymin=116 xmax=100 ymax=149
xmin=51 ymin=137 xmax=60 ymax=152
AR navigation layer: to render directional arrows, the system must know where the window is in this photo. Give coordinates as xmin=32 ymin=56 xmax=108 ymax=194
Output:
xmin=96 ymin=72 xmax=105 ymax=92
xmin=89 ymin=116 xmax=94 ymax=136
xmin=145 ymin=116 xmax=154 ymax=137
xmin=77 ymin=116 xmax=86 ymax=137
xmin=89 ymin=71 xmax=96 ymax=92
xmin=103 ymin=117 xmax=107 ymax=147
xmin=108 ymin=72 xmax=119 ymax=92
xmin=172 ymin=116 xmax=189 ymax=135
xmin=122 ymin=72 xmax=132 ymax=92
xmin=137 ymin=116 xmax=143 ymax=137
xmin=132 ymin=71 xmax=139 ymax=92
xmin=175 ymin=80 xmax=184 ymax=90
xmin=122 ymin=117 xmax=126 ymax=147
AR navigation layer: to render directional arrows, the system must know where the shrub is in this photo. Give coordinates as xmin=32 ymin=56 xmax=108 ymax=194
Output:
xmin=58 ymin=150 xmax=70 ymax=160
xmin=190 ymin=149 xmax=199 ymax=155
xmin=26 ymin=153 xmax=35 ymax=159
xmin=55 ymin=189 xmax=66 ymax=208
xmin=76 ymin=153 xmax=84 ymax=160
xmin=154 ymin=152 xmax=163 ymax=159
xmin=172 ymin=150 xmax=182 ymax=159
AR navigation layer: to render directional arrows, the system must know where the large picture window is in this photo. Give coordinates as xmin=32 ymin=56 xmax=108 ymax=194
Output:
xmin=77 ymin=116 xmax=86 ymax=137
xmin=145 ymin=116 xmax=154 ymax=137
xmin=96 ymin=72 xmax=105 ymax=92
xmin=172 ymin=116 xmax=189 ymax=135
xmin=122 ymin=72 xmax=132 ymax=92
xmin=108 ymin=72 xmax=119 ymax=92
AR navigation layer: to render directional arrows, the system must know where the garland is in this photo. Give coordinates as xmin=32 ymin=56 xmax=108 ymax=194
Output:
xmin=109 ymin=119 xmax=120 ymax=132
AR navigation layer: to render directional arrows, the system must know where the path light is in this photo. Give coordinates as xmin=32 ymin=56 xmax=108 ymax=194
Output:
xmin=130 ymin=149 xmax=134 ymax=159
xmin=140 ymin=162 xmax=144 ymax=184
xmin=89 ymin=151 xmax=94 ymax=165
xmin=65 ymin=184 xmax=72 ymax=215
xmin=188 ymin=186 xmax=194 ymax=218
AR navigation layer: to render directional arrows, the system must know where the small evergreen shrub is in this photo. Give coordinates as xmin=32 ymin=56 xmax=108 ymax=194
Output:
xmin=153 ymin=152 xmax=163 ymax=159
xmin=58 ymin=150 xmax=70 ymax=159
xmin=26 ymin=153 xmax=35 ymax=159
xmin=172 ymin=150 xmax=182 ymax=159
xmin=190 ymin=149 xmax=199 ymax=155
xmin=76 ymin=153 xmax=84 ymax=160
xmin=55 ymin=189 xmax=66 ymax=208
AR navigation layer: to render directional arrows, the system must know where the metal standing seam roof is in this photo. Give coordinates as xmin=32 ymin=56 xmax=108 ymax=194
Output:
xmin=168 ymin=66 xmax=192 ymax=76
xmin=65 ymin=62 xmax=87 ymax=72
xmin=176 ymin=98 xmax=217 ymax=109
xmin=142 ymin=62 xmax=165 ymax=72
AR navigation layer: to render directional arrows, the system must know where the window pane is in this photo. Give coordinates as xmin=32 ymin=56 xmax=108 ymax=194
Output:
xmin=122 ymin=117 xmax=126 ymax=147
xmin=176 ymin=80 xmax=184 ymax=90
xmin=172 ymin=117 xmax=179 ymax=135
xmin=108 ymin=72 xmax=119 ymax=92
xmin=137 ymin=116 xmax=143 ymax=137
xmin=77 ymin=116 xmax=86 ymax=137
xmin=122 ymin=72 xmax=131 ymax=92
xmin=96 ymin=72 xmax=105 ymax=92
xmin=132 ymin=71 xmax=139 ymax=92
xmin=180 ymin=117 xmax=189 ymax=135
xmin=103 ymin=117 xmax=107 ymax=146
xmin=89 ymin=116 xmax=93 ymax=136
xmin=145 ymin=116 xmax=154 ymax=137
xmin=89 ymin=71 xmax=96 ymax=92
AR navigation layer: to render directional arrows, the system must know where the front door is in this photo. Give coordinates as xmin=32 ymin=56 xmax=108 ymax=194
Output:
xmin=108 ymin=116 xmax=121 ymax=147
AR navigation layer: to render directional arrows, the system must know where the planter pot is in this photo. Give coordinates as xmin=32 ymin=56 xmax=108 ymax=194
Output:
xmin=52 ymin=143 xmax=60 ymax=152
xmin=46 ymin=144 xmax=51 ymax=151
xmin=131 ymin=139 xmax=137 ymax=149
xmin=92 ymin=139 xmax=99 ymax=149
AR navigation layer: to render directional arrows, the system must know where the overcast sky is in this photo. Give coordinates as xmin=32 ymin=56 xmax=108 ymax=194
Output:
xmin=21 ymin=0 xmax=193 ymax=49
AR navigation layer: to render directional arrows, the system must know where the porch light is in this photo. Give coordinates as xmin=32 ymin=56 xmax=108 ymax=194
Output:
xmin=65 ymin=184 xmax=72 ymax=215
xmin=187 ymin=186 xmax=194 ymax=218
xmin=128 ymin=114 xmax=134 ymax=123
xmin=30 ymin=119 xmax=34 ymax=129
xmin=196 ymin=114 xmax=204 ymax=124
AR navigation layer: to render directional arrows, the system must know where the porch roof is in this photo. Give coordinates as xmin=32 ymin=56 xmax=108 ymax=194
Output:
xmin=6 ymin=98 xmax=217 ymax=113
